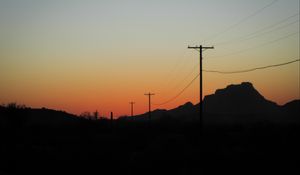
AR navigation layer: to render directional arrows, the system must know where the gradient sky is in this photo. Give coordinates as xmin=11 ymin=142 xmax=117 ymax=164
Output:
xmin=0 ymin=0 xmax=299 ymax=117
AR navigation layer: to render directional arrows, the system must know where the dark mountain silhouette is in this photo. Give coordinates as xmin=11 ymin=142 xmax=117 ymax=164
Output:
xmin=203 ymin=82 xmax=279 ymax=114
xmin=202 ymin=82 xmax=283 ymax=124
xmin=166 ymin=102 xmax=198 ymax=121
xmin=0 ymin=106 xmax=81 ymax=128
xmin=121 ymin=102 xmax=198 ymax=122
xmin=283 ymin=99 xmax=300 ymax=113
xmin=281 ymin=100 xmax=300 ymax=122
xmin=121 ymin=82 xmax=299 ymax=124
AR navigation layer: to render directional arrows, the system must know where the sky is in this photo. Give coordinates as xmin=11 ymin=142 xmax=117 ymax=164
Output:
xmin=0 ymin=0 xmax=299 ymax=117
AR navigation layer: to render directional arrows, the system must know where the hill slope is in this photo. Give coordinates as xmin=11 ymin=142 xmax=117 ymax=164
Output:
xmin=0 ymin=106 xmax=81 ymax=128
xmin=121 ymin=82 xmax=299 ymax=124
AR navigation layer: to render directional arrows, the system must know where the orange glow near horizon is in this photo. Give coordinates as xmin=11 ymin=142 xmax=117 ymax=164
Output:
xmin=0 ymin=1 xmax=299 ymax=117
xmin=1 ymin=59 xmax=298 ymax=118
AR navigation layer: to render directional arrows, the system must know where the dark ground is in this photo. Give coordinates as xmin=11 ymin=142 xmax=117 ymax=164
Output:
xmin=1 ymin=117 xmax=300 ymax=175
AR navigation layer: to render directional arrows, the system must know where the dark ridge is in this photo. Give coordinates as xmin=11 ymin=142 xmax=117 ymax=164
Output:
xmin=122 ymin=82 xmax=299 ymax=124
xmin=0 ymin=106 xmax=82 ymax=129
xmin=203 ymin=82 xmax=279 ymax=115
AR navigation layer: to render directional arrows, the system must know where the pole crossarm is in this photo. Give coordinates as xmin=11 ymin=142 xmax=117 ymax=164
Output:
xmin=188 ymin=46 xmax=214 ymax=49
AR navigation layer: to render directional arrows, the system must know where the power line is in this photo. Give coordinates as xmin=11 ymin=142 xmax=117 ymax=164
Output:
xmin=153 ymin=73 xmax=199 ymax=106
xmin=163 ymin=51 xmax=207 ymax=93
xmin=157 ymin=50 xmax=206 ymax=94
xmin=203 ymin=59 xmax=299 ymax=74
xmin=211 ymin=31 xmax=299 ymax=58
xmin=150 ymin=13 xmax=298 ymax=98
xmin=151 ymin=1 xmax=295 ymax=107
xmin=204 ymin=0 xmax=279 ymax=42
xmin=170 ymin=64 xmax=198 ymax=91
xmin=243 ymin=13 xmax=299 ymax=37
xmin=160 ymin=51 xmax=192 ymax=91
xmin=214 ymin=13 xmax=299 ymax=46
xmin=153 ymin=58 xmax=299 ymax=106
xmin=166 ymin=52 xmax=209 ymax=92
xmin=215 ymin=18 xmax=299 ymax=46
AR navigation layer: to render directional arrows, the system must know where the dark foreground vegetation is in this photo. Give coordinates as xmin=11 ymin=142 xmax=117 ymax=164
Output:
xmin=1 ymin=105 xmax=300 ymax=175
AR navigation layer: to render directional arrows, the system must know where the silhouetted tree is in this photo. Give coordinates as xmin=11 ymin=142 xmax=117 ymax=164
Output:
xmin=4 ymin=102 xmax=28 ymax=129
xmin=6 ymin=102 xmax=26 ymax=109
xmin=80 ymin=111 xmax=92 ymax=120
xmin=7 ymin=102 xmax=17 ymax=109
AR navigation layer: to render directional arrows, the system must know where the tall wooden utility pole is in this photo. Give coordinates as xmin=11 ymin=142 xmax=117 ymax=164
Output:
xmin=144 ymin=92 xmax=155 ymax=121
xmin=188 ymin=45 xmax=214 ymax=134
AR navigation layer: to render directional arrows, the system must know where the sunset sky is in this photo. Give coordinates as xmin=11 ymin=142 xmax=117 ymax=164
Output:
xmin=0 ymin=0 xmax=299 ymax=117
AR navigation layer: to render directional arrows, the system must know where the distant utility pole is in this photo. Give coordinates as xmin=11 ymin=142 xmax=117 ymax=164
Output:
xmin=144 ymin=92 xmax=155 ymax=121
xmin=110 ymin=112 xmax=113 ymax=120
xmin=188 ymin=45 xmax=214 ymax=133
xmin=110 ymin=111 xmax=113 ymax=130
xmin=129 ymin=102 xmax=135 ymax=117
